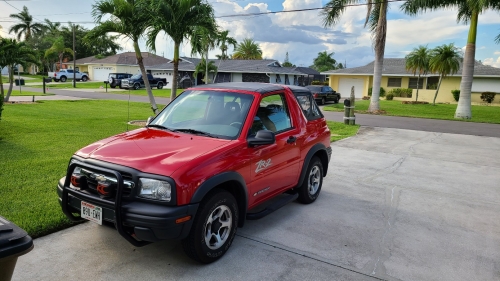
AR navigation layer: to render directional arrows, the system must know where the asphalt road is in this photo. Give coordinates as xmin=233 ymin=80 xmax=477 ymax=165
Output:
xmin=14 ymin=86 xmax=500 ymax=138
xmin=12 ymin=127 xmax=500 ymax=281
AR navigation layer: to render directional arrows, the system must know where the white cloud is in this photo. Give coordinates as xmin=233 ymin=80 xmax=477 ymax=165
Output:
xmin=483 ymin=56 xmax=500 ymax=67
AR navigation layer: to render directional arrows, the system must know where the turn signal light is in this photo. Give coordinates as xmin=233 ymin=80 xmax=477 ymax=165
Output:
xmin=70 ymin=175 xmax=81 ymax=187
xmin=175 ymin=216 xmax=192 ymax=224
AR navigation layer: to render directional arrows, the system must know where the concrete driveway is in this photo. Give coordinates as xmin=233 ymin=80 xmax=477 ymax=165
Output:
xmin=12 ymin=127 xmax=500 ymax=281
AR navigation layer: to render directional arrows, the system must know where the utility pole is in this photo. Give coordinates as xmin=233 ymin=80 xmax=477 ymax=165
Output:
xmin=73 ymin=24 xmax=76 ymax=88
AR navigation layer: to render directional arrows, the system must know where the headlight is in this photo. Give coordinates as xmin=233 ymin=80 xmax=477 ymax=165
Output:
xmin=138 ymin=178 xmax=172 ymax=202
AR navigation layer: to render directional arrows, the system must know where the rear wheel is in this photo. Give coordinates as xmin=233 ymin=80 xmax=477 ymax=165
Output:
xmin=54 ymin=79 xmax=59 ymax=82
xmin=321 ymin=97 xmax=326 ymax=105
xmin=298 ymin=156 xmax=323 ymax=204
xmin=82 ymin=76 xmax=88 ymax=82
xmin=110 ymin=85 xmax=116 ymax=88
xmin=182 ymin=190 xmax=238 ymax=264
xmin=157 ymin=82 xmax=163 ymax=89
xmin=60 ymin=76 xmax=67 ymax=82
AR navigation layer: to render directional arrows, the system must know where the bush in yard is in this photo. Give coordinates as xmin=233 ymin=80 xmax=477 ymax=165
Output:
xmin=386 ymin=93 xmax=394 ymax=100
xmin=311 ymin=80 xmax=322 ymax=85
xmin=480 ymin=92 xmax=496 ymax=104
xmin=389 ymin=88 xmax=413 ymax=98
xmin=362 ymin=96 xmax=370 ymax=100
xmin=451 ymin=89 xmax=460 ymax=102
xmin=368 ymin=87 xmax=386 ymax=97
xmin=401 ymin=101 xmax=429 ymax=104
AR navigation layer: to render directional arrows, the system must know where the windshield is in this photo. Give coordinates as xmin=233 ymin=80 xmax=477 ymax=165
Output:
xmin=150 ymin=90 xmax=254 ymax=139
xmin=306 ymin=86 xmax=321 ymax=92
xmin=130 ymin=74 xmax=141 ymax=79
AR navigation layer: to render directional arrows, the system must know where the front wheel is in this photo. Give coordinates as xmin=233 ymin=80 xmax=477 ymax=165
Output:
xmin=297 ymin=156 xmax=323 ymax=204
xmin=182 ymin=190 xmax=238 ymax=264
xmin=133 ymin=83 xmax=140 ymax=90
xmin=321 ymin=97 xmax=326 ymax=105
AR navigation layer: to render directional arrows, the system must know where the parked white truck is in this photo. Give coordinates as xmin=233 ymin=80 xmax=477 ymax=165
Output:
xmin=48 ymin=69 xmax=89 ymax=82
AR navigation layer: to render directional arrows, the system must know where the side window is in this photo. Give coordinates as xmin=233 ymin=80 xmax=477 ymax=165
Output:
xmin=295 ymin=94 xmax=322 ymax=121
xmin=251 ymin=93 xmax=292 ymax=135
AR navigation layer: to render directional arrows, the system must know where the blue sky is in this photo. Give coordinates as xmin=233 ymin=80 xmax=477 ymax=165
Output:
xmin=1 ymin=0 xmax=499 ymax=69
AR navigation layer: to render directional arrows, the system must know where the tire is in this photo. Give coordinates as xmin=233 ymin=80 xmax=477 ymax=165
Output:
xmin=334 ymin=98 xmax=339 ymax=104
xmin=182 ymin=190 xmax=238 ymax=264
xmin=110 ymin=85 xmax=116 ymax=89
xmin=60 ymin=76 xmax=67 ymax=82
xmin=297 ymin=156 xmax=323 ymax=204
xmin=157 ymin=82 xmax=163 ymax=89
xmin=321 ymin=97 xmax=326 ymax=105
xmin=133 ymin=83 xmax=140 ymax=90
xmin=82 ymin=76 xmax=88 ymax=82
xmin=54 ymin=79 xmax=59 ymax=82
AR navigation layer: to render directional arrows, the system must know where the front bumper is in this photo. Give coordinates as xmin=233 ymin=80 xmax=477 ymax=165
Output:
xmin=57 ymin=177 xmax=198 ymax=245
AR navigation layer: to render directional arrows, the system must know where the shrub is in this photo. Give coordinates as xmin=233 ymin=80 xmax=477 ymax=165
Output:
xmin=401 ymin=101 xmax=429 ymax=104
xmin=480 ymin=92 xmax=496 ymax=104
xmin=388 ymin=88 xmax=413 ymax=98
xmin=362 ymin=96 xmax=370 ymax=100
xmin=311 ymin=80 xmax=322 ymax=85
xmin=451 ymin=89 xmax=460 ymax=102
xmin=386 ymin=93 xmax=394 ymax=100
xmin=368 ymin=87 xmax=386 ymax=97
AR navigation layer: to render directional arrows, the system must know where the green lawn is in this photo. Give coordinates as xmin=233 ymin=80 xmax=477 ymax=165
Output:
xmin=324 ymin=100 xmax=500 ymax=124
xmin=8 ymin=89 xmax=54 ymax=96
xmin=2 ymin=74 xmax=45 ymax=83
xmin=28 ymin=81 xmax=106 ymax=89
xmin=0 ymin=100 xmax=354 ymax=238
xmin=0 ymin=100 xmax=157 ymax=238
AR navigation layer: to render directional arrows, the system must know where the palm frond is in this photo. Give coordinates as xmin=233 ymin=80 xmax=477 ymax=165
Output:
xmin=322 ymin=0 xmax=360 ymax=27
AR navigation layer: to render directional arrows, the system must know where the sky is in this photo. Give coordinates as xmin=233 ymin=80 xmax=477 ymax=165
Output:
xmin=1 ymin=0 xmax=500 ymax=69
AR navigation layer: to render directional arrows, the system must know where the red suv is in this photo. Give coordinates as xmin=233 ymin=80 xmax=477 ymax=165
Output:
xmin=58 ymin=82 xmax=331 ymax=263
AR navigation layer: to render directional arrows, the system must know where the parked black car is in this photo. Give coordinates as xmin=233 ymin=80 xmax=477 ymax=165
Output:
xmin=305 ymin=85 xmax=341 ymax=105
xmin=107 ymin=73 xmax=133 ymax=88
xmin=121 ymin=73 xmax=168 ymax=90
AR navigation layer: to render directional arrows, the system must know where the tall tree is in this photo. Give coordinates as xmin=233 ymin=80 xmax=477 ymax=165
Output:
xmin=310 ymin=51 xmax=339 ymax=72
xmin=428 ymin=44 xmax=462 ymax=106
xmin=45 ymin=37 xmax=74 ymax=71
xmin=190 ymin=26 xmax=219 ymax=84
xmin=8 ymin=6 xmax=46 ymax=41
xmin=405 ymin=45 xmax=430 ymax=102
xmin=282 ymin=52 xmax=295 ymax=67
xmin=147 ymin=0 xmax=216 ymax=99
xmin=403 ymin=0 xmax=500 ymax=118
xmin=216 ymin=30 xmax=237 ymax=60
xmin=43 ymin=19 xmax=61 ymax=35
xmin=322 ymin=0 xmax=389 ymax=113
xmin=0 ymin=39 xmax=37 ymax=102
xmin=232 ymin=38 xmax=262 ymax=60
xmin=193 ymin=58 xmax=218 ymax=83
xmin=90 ymin=0 xmax=158 ymax=114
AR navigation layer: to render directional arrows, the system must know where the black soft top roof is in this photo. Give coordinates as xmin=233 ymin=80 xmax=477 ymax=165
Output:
xmin=190 ymin=82 xmax=285 ymax=94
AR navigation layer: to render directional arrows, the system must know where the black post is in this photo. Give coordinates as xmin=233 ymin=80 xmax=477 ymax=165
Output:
xmin=43 ymin=78 xmax=46 ymax=94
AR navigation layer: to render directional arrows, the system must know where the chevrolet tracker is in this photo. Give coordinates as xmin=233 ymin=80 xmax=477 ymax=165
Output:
xmin=57 ymin=82 xmax=332 ymax=263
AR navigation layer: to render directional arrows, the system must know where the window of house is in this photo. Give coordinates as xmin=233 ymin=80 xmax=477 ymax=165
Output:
xmin=426 ymin=77 xmax=440 ymax=90
xmin=408 ymin=77 xmax=424 ymax=89
xmin=387 ymin=77 xmax=402 ymax=87
xmin=285 ymin=74 xmax=290 ymax=85
xmin=276 ymin=74 xmax=282 ymax=83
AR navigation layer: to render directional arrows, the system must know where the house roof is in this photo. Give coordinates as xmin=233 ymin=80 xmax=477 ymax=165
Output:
xmin=78 ymin=52 xmax=170 ymax=67
xmin=63 ymin=55 xmax=101 ymax=65
xmin=148 ymin=58 xmax=316 ymax=75
xmin=321 ymin=58 xmax=500 ymax=77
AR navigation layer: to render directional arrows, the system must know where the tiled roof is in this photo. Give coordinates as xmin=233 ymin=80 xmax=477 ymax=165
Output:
xmin=148 ymin=58 xmax=316 ymax=75
xmin=321 ymin=58 xmax=500 ymax=77
xmin=82 ymin=52 xmax=170 ymax=67
xmin=63 ymin=55 xmax=100 ymax=65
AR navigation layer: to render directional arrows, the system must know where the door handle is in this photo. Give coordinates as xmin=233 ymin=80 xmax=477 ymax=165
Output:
xmin=287 ymin=136 xmax=297 ymax=144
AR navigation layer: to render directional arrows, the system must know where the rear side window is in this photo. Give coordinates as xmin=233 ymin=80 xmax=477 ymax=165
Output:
xmin=295 ymin=93 xmax=323 ymax=121
xmin=306 ymin=86 xmax=321 ymax=92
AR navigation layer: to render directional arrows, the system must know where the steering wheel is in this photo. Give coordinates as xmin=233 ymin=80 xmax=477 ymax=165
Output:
xmin=229 ymin=122 xmax=242 ymax=128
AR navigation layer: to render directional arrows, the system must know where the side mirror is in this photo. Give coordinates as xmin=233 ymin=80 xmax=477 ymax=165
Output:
xmin=146 ymin=116 xmax=153 ymax=125
xmin=248 ymin=130 xmax=275 ymax=147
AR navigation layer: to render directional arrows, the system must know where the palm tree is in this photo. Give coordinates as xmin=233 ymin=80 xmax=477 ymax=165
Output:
xmin=403 ymin=1 xmax=500 ymax=118
xmin=0 ymin=39 xmax=37 ymax=102
xmin=311 ymin=51 xmax=338 ymax=72
xmin=147 ymin=0 xmax=216 ymax=100
xmin=405 ymin=45 xmax=430 ymax=102
xmin=322 ymin=0 xmax=388 ymax=112
xmin=428 ymin=44 xmax=462 ymax=106
xmin=43 ymin=19 xmax=61 ymax=35
xmin=45 ymin=37 xmax=73 ymax=71
xmin=193 ymin=58 xmax=218 ymax=83
xmin=216 ymin=30 xmax=237 ymax=60
xmin=90 ymin=0 xmax=159 ymax=114
xmin=232 ymin=38 xmax=263 ymax=60
xmin=190 ymin=26 xmax=219 ymax=84
xmin=9 ymin=6 xmax=46 ymax=41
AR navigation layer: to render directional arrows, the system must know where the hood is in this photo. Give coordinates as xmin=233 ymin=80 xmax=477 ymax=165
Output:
xmin=75 ymin=128 xmax=230 ymax=176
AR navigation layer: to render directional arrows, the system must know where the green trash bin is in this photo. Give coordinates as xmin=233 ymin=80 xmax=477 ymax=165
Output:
xmin=0 ymin=216 xmax=34 ymax=281
xmin=14 ymin=79 xmax=25 ymax=86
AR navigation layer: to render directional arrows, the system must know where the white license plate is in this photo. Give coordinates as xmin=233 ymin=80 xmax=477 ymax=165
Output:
xmin=81 ymin=201 xmax=102 ymax=225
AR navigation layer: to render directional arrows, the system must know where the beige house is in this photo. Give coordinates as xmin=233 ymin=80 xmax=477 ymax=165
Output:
xmin=322 ymin=58 xmax=500 ymax=104
xmin=64 ymin=52 xmax=170 ymax=82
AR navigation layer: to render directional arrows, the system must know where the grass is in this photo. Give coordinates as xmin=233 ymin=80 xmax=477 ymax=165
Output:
xmin=327 ymin=121 xmax=360 ymax=142
xmin=28 ymin=81 xmax=106 ymax=89
xmin=323 ymin=100 xmax=500 ymax=124
xmin=0 ymin=100 xmax=159 ymax=238
xmin=2 ymin=74 xmax=46 ymax=83
xmin=0 ymin=100 xmax=354 ymax=238
xmin=7 ymin=89 xmax=54 ymax=96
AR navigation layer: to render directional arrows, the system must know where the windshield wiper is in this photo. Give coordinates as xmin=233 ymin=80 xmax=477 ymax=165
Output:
xmin=172 ymin=128 xmax=218 ymax=138
xmin=146 ymin=124 xmax=172 ymax=131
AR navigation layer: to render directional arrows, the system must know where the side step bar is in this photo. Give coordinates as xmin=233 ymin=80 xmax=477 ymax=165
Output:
xmin=246 ymin=193 xmax=298 ymax=220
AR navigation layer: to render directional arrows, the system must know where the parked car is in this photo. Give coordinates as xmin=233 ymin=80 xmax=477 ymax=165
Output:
xmin=305 ymin=85 xmax=341 ymax=105
xmin=57 ymin=82 xmax=331 ymax=264
xmin=48 ymin=69 xmax=89 ymax=82
xmin=107 ymin=73 xmax=132 ymax=88
xmin=121 ymin=73 xmax=167 ymax=90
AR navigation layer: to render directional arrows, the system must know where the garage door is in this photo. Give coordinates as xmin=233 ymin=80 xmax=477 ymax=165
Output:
xmin=92 ymin=67 xmax=114 ymax=82
xmin=338 ymin=78 xmax=365 ymax=99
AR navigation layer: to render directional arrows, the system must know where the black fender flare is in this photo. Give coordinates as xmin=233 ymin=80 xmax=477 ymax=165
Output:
xmin=297 ymin=143 xmax=329 ymax=187
xmin=190 ymin=171 xmax=248 ymax=227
